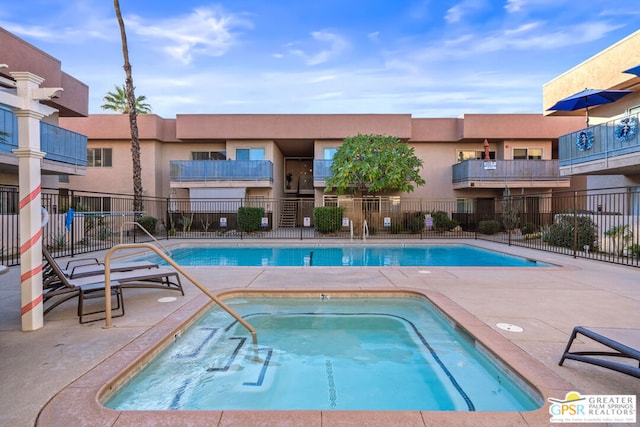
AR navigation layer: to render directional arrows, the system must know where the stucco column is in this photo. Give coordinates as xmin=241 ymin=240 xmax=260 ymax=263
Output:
xmin=10 ymin=72 xmax=55 ymax=331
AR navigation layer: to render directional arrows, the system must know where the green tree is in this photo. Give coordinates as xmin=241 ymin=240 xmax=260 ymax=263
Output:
xmin=101 ymin=84 xmax=152 ymax=114
xmin=325 ymin=133 xmax=425 ymax=196
xmin=113 ymin=0 xmax=144 ymax=212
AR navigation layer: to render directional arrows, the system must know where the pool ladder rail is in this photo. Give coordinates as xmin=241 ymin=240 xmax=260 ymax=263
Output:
xmin=349 ymin=219 xmax=369 ymax=242
xmin=119 ymin=221 xmax=172 ymax=257
xmin=102 ymin=243 xmax=258 ymax=345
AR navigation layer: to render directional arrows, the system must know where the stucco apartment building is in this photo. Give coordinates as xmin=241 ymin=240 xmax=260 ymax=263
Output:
xmin=60 ymin=30 xmax=640 ymax=225
xmin=60 ymin=112 xmax=583 ymax=204
xmin=2 ymin=28 xmax=639 ymax=220
xmin=0 ymin=28 xmax=88 ymax=188
xmin=544 ymin=29 xmax=640 ymax=191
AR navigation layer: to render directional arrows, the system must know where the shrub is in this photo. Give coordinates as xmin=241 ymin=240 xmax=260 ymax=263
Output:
xmin=238 ymin=207 xmax=265 ymax=232
xmin=389 ymin=223 xmax=403 ymax=234
xmin=313 ymin=207 xmax=343 ymax=233
xmin=544 ymin=214 xmax=597 ymax=250
xmin=478 ymin=220 xmax=500 ymax=235
xmin=407 ymin=215 xmax=424 ymax=233
xmin=521 ymin=222 xmax=538 ymax=235
xmin=135 ymin=216 xmax=157 ymax=234
xmin=431 ymin=210 xmax=458 ymax=232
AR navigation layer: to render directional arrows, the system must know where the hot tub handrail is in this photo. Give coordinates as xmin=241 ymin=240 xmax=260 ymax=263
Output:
xmin=102 ymin=243 xmax=258 ymax=345
xmin=119 ymin=221 xmax=172 ymax=257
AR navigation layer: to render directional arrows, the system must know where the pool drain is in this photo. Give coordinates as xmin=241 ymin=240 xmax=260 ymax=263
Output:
xmin=496 ymin=323 xmax=524 ymax=332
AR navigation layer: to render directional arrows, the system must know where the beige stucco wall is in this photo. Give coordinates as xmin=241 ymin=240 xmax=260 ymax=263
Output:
xmin=66 ymin=139 xmax=161 ymax=198
xmin=543 ymin=29 xmax=640 ymax=121
xmin=176 ymin=114 xmax=413 ymax=140
xmin=60 ymin=113 xmax=586 ymax=204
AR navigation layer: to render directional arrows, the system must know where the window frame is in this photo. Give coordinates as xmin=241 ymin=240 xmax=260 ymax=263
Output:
xmin=87 ymin=148 xmax=112 ymax=167
xmin=236 ymin=148 xmax=265 ymax=161
xmin=513 ymin=147 xmax=543 ymax=160
xmin=191 ymin=151 xmax=226 ymax=160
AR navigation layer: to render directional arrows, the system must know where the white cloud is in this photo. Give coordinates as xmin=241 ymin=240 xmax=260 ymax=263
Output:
xmin=445 ymin=5 xmax=465 ymax=24
xmin=290 ymin=30 xmax=349 ymax=66
xmin=126 ymin=6 xmax=253 ymax=64
xmin=504 ymin=0 xmax=526 ymax=13
xmin=0 ymin=18 xmax=113 ymax=42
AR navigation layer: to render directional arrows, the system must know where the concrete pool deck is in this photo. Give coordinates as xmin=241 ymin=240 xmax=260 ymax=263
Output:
xmin=0 ymin=239 xmax=638 ymax=426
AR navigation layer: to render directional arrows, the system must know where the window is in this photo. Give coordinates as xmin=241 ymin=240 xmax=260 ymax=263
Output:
xmin=87 ymin=148 xmax=112 ymax=167
xmin=192 ymin=151 xmax=226 ymax=160
xmin=456 ymin=149 xmax=495 ymax=162
xmin=629 ymin=105 xmax=640 ymax=115
xmin=236 ymin=148 xmax=265 ymax=160
xmin=513 ymin=148 xmax=542 ymax=160
xmin=324 ymin=148 xmax=337 ymax=159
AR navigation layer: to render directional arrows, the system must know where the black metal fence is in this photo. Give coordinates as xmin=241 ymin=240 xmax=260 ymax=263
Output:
xmin=1 ymin=186 xmax=639 ymax=268
xmin=477 ymin=187 xmax=640 ymax=267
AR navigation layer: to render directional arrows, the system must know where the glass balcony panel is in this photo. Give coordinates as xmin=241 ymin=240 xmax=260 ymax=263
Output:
xmin=40 ymin=122 xmax=88 ymax=166
xmin=313 ymin=159 xmax=333 ymax=180
xmin=559 ymin=112 xmax=640 ymax=167
xmin=170 ymin=160 xmax=273 ymax=182
xmin=1 ymin=108 xmax=87 ymax=166
xmin=452 ymin=159 xmax=567 ymax=183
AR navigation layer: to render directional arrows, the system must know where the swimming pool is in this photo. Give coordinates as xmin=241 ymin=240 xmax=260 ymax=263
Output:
xmin=134 ymin=244 xmax=547 ymax=267
xmin=104 ymin=294 xmax=541 ymax=411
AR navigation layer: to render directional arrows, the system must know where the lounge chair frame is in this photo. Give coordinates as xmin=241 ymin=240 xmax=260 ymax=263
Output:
xmin=559 ymin=326 xmax=640 ymax=378
xmin=42 ymin=252 xmax=126 ymax=323
xmin=42 ymin=248 xmax=183 ymax=323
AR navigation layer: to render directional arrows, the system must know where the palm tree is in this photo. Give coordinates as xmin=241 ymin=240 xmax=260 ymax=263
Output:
xmin=113 ymin=0 xmax=143 ymax=213
xmin=101 ymin=84 xmax=152 ymax=114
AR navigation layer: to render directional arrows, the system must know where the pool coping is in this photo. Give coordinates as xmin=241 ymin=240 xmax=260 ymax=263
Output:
xmin=37 ymin=288 xmax=575 ymax=426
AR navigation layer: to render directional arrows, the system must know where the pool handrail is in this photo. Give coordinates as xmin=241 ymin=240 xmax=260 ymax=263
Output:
xmin=102 ymin=243 xmax=258 ymax=345
xmin=363 ymin=219 xmax=369 ymax=242
xmin=119 ymin=221 xmax=172 ymax=257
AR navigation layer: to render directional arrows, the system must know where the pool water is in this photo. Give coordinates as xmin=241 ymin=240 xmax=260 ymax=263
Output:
xmin=105 ymin=297 xmax=541 ymax=411
xmin=137 ymin=244 xmax=546 ymax=267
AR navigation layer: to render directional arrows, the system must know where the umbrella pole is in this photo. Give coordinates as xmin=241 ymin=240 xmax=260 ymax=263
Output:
xmin=585 ymin=104 xmax=589 ymax=127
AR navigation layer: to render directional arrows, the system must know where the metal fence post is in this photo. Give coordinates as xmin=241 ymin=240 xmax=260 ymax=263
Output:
xmin=573 ymin=191 xmax=578 ymax=259
xmin=70 ymin=190 xmax=75 ymax=258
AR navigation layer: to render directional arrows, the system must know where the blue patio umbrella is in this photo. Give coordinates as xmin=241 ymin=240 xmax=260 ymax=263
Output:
xmin=547 ymin=88 xmax=633 ymax=126
xmin=623 ymin=64 xmax=640 ymax=76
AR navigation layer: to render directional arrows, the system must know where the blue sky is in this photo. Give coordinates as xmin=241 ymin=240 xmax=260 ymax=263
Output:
xmin=1 ymin=0 xmax=639 ymax=118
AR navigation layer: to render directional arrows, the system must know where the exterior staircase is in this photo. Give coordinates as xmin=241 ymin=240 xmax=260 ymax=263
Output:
xmin=280 ymin=199 xmax=298 ymax=228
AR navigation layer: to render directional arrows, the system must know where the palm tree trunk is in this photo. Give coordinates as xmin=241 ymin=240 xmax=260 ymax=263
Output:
xmin=114 ymin=0 xmax=144 ymax=213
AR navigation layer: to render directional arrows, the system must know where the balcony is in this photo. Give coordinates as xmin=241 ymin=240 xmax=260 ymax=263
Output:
xmin=170 ymin=160 xmax=273 ymax=187
xmin=313 ymin=159 xmax=332 ymax=182
xmin=452 ymin=159 xmax=570 ymax=189
xmin=40 ymin=122 xmax=88 ymax=167
xmin=0 ymin=108 xmax=87 ymax=174
xmin=558 ymin=112 xmax=640 ymax=176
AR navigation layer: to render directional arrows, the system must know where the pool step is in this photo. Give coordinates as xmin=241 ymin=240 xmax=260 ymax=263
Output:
xmin=207 ymin=337 xmax=247 ymax=372
xmin=204 ymin=336 xmax=275 ymax=387
xmin=172 ymin=327 xmax=219 ymax=359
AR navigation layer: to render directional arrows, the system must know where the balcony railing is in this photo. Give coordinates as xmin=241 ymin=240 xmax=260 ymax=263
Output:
xmin=1 ymin=108 xmax=87 ymax=167
xmin=452 ymin=159 xmax=568 ymax=183
xmin=170 ymin=160 xmax=273 ymax=182
xmin=313 ymin=159 xmax=332 ymax=181
xmin=559 ymin=112 xmax=640 ymax=167
xmin=40 ymin=122 xmax=88 ymax=166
